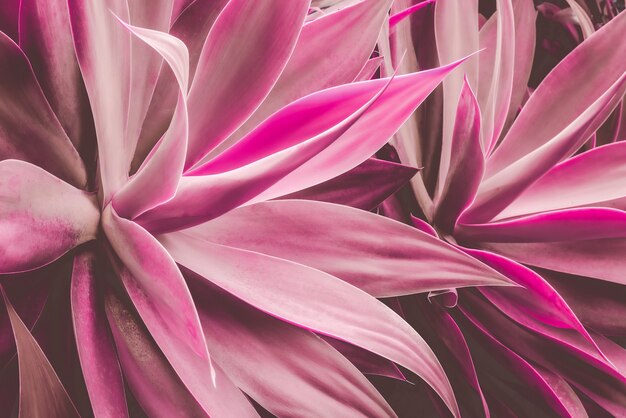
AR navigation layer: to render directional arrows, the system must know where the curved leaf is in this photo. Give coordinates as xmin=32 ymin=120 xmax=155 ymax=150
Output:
xmin=176 ymin=200 xmax=514 ymax=297
xmin=162 ymin=231 xmax=461 ymax=417
xmin=0 ymin=160 xmax=99 ymax=274
xmin=0 ymin=32 xmax=86 ymax=187
xmin=71 ymin=250 xmax=128 ymax=418
xmin=68 ymin=0 xmax=131 ymax=201
xmin=101 ymin=206 xmax=220 ymax=416
xmin=1 ymin=286 xmax=79 ymax=417
xmin=496 ymin=141 xmax=626 ymax=219
xmin=104 ymin=289 xmax=256 ymax=418
xmin=212 ymin=0 xmax=394 ymax=156
xmin=190 ymin=278 xmax=396 ymax=418
xmin=112 ymin=21 xmax=189 ymax=219
xmin=486 ymin=10 xmax=626 ymax=178
xmin=184 ymin=0 xmax=310 ymax=169
xmin=19 ymin=0 xmax=94 ymax=153
xmin=280 ymin=158 xmax=418 ymax=211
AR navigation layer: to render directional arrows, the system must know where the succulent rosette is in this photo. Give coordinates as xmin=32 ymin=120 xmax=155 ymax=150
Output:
xmin=0 ymin=0 xmax=530 ymax=417
xmin=357 ymin=0 xmax=626 ymax=416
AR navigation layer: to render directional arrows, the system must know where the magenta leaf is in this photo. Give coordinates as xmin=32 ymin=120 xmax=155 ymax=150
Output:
xmin=161 ymin=231 xmax=461 ymax=417
xmin=104 ymin=289 xmax=257 ymax=417
xmin=184 ymin=0 xmax=310 ymax=169
xmin=101 ymin=205 xmax=221 ymax=416
xmin=280 ymin=158 xmax=418 ymax=211
xmin=177 ymin=200 xmax=514 ymax=297
xmin=190 ymin=277 xmax=396 ymax=418
xmin=71 ymin=250 xmax=128 ymax=418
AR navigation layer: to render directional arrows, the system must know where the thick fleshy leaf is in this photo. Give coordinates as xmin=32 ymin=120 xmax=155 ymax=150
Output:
xmin=101 ymin=205 xmax=219 ymax=416
xmin=481 ymin=238 xmax=626 ymax=286
xmin=68 ymin=0 xmax=131 ymax=202
xmin=504 ymin=0 xmax=537 ymax=133
xmin=0 ymin=32 xmax=86 ymax=187
xmin=177 ymin=200 xmax=514 ymax=297
xmin=486 ymin=10 xmax=626 ymax=177
xmin=481 ymin=0 xmax=515 ymax=153
xmin=71 ymin=250 xmax=128 ymax=418
xmin=213 ymin=0 xmax=393 ymax=155
xmin=460 ymin=291 xmax=626 ymax=416
xmin=463 ymin=248 xmax=607 ymax=364
xmin=133 ymin=0 xmax=229 ymax=170
xmin=193 ymin=60 xmax=465 ymax=180
xmin=459 ymin=207 xmax=626 ymax=242
xmin=496 ymin=141 xmax=626 ymax=219
xmin=541 ymin=269 xmax=626 ymax=337
xmin=184 ymin=0 xmax=310 ymax=169
xmin=468 ymin=71 xmax=626 ymax=222
xmin=415 ymin=301 xmax=490 ymax=418
xmin=139 ymin=69 xmax=398 ymax=233
xmin=19 ymin=0 xmax=94 ymax=154
xmin=434 ymin=77 xmax=483 ymax=232
xmin=112 ymin=22 xmax=189 ymax=219
xmin=104 ymin=290 xmax=256 ymax=418
xmin=124 ymin=0 xmax=173 ymax=162
xmin=280 ymin=158 xmax=417 ymax=210
xmin=245 ymin=58 xmax=472 ymax=207
xmin=434 ymin=0 xmax=479 ymax=196
xmin=0 ymin=160 xmax=99 ymax=274
xmin=460 ymin=305 xmax=589 ymax=417
xmin=190 ymin=277 xmax=397 ymax=418
xmin=162 ymin=233 xmax=460 ymax=417
xmin=1 ymin=286 xmax=79 ymax=417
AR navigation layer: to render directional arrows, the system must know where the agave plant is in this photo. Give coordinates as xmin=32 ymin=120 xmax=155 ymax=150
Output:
xmin=347 ymin=0 xmax=626 ymax=415
xmin=0 ymin=0 xmax=536 ymax=416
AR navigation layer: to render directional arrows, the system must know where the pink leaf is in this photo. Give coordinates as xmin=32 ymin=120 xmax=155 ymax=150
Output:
xmin=484 ymin=10 xmax=626 ymax=183
xmin=211 ymin=0 xmax=394 ymax=156
xmin=481 ymin=238 xmax=626 ymax=286
xmin=354 ymin=57 xmax=384 ymax=82
xmin=71 ymin=250 xmax=128 ymax=418
xmin=68 ymin=0 xmax=131 ymax=202
xmin=0 ymin=160 xmax=99 ymax=274
xmin=161 ymin=231 xmax=464 ymax=417
xmin=112 ymin=21 xmax=189 ymax=219
xmin=458 ymin=207 xmax=626 ymax=242
xmin=184 ymin=0 xmax=310 ymax=169
xmin=190 ymin=278 xmax=396 ymax=417
xmin=19 ymin=0 xmax=94 ymax=153
xmin=0 ymin=32 xmax=86 ymax=187
xmin=434 ymin=0 xmax=479 ymax=196
xmin=123 ymin=0 xmax=174 ymax=162
xmin=1 ymin=286 xmax=79 ymax=417
xmin=101 ymin=205 xmax=220 ymax=416
xmin=175 ymin=200 xmax=514 ymax=297
xmin=138 ymin=67 xmax=398 ymax=232
xmin=280 ymin=158 xmax=418 ymax=211
xmin=496 ymin=141 xmax=626 ymax=219
xmin=104 ymin=290 xmax=257 ymax=417
xmin=434 ymin=77 xmax=483 ymax=232
xmin=468 ymin=71 xmax=626 ymax=222
xmin=463 ymin=248 xmax=609 ymax=365
xmin=133 ymin=0 xmax=229 ymax=170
